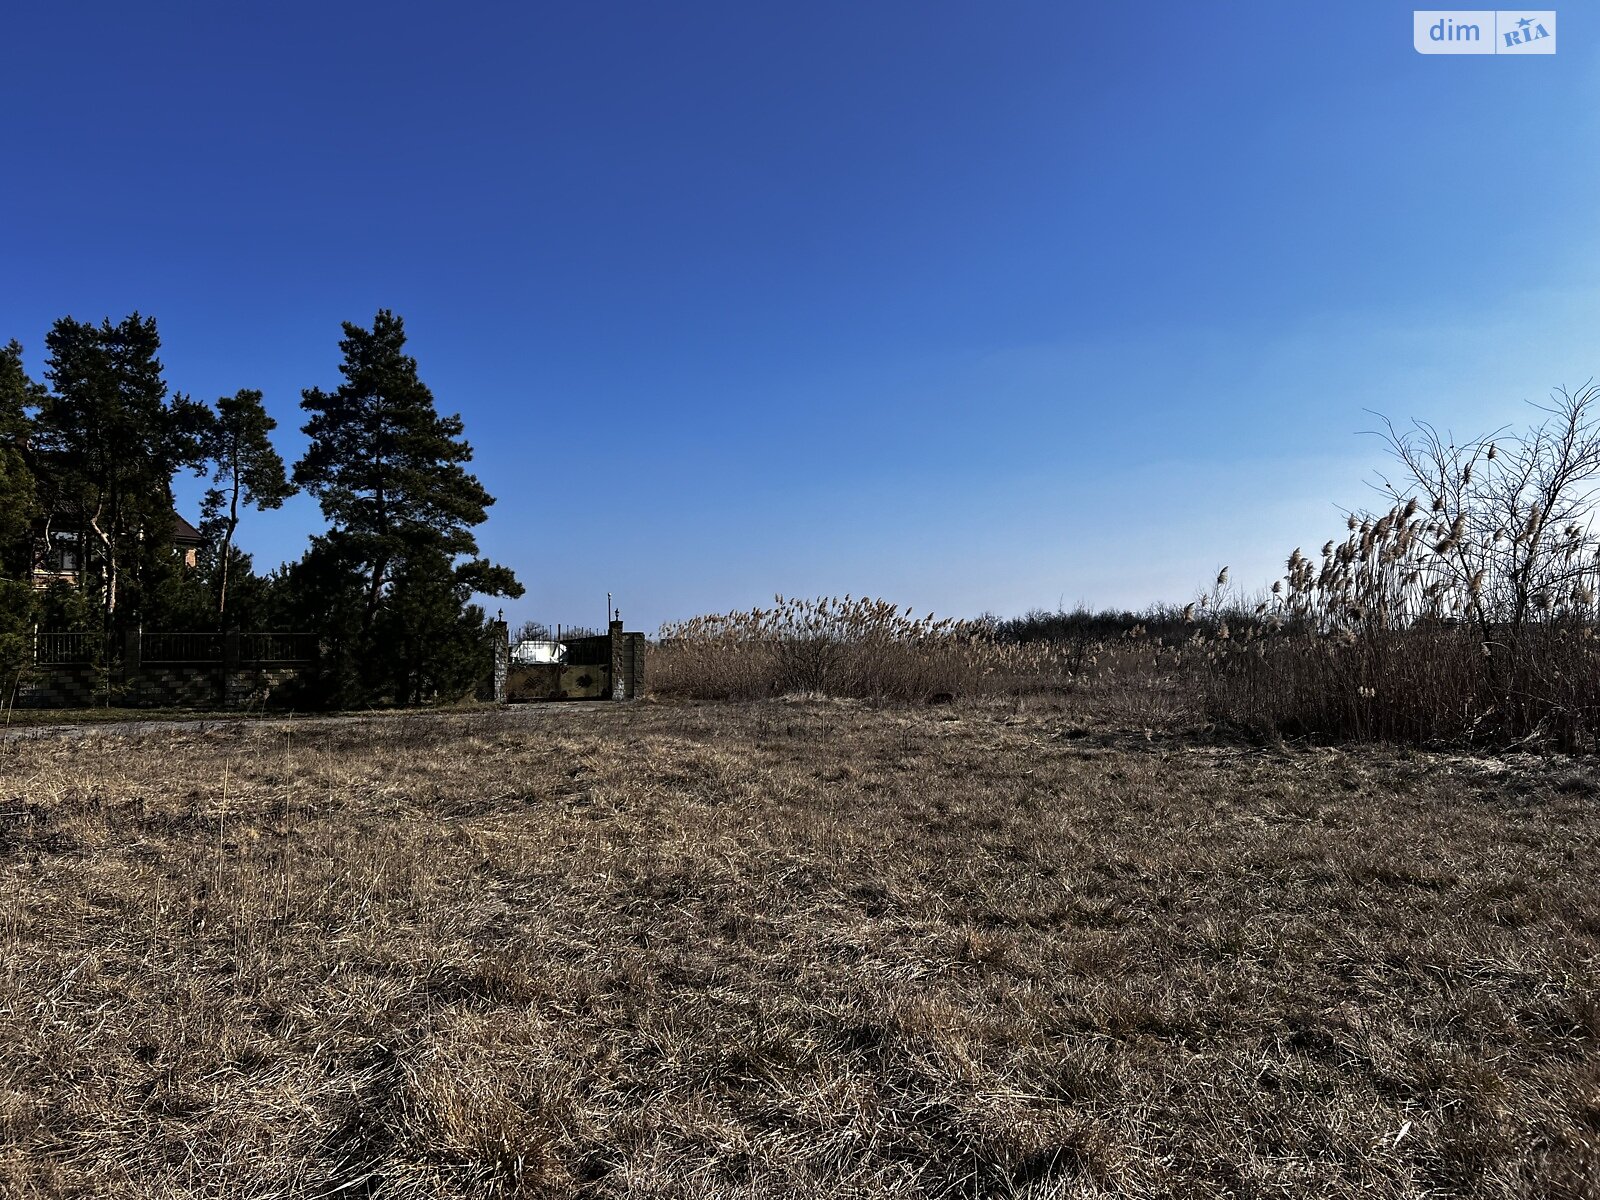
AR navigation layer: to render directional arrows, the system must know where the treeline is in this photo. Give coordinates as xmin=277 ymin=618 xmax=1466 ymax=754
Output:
xmin=988 ymin=605 xmax=1222 ymax=646
xmin=0 ymin=309 xmax=522 ymax=707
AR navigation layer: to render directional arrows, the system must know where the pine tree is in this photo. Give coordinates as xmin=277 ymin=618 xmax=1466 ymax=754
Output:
xmin=199 ymin=388 xmax=293 ymax=620
xmin=294 ymin=310 xmax=521 ymax=701
xmin=269 ymin=537 xmax=369 ymax=708
xmin=0 ymin=341 xmax=43 ymax=580
xmin=376 ymin=547 xmax=494 ymax=704
xmin=0 ymin=341 xmax=44 ymax=699
xmin=36 ymin=314 xmax=210 ymax=624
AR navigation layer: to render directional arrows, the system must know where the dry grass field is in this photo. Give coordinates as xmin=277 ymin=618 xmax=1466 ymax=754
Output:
xmin=1 ymin=698 xmax=1598 ymax=1198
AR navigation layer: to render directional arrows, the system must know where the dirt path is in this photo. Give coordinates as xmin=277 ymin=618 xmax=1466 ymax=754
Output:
xmin=0 ymin=703 xmax=594 ymax=741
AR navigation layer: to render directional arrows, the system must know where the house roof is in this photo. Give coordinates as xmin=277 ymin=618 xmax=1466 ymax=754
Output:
xmin=171 ymin=513 xmax=203 ymax=545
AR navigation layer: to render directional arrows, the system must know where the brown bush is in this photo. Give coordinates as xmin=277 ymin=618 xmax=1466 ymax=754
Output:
xmin=1195 ymin=387 xmax=1600 ymax=749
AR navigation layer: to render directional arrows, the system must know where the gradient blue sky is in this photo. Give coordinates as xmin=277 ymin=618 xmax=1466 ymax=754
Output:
xmin=4 ymin=3 xmax=1598 ymax=632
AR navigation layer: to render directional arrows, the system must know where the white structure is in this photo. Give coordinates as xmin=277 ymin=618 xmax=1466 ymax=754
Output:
xmin=511 ymin=639 xmax=567 ymax=665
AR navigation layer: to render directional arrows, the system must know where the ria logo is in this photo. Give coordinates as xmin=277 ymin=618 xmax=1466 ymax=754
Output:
xmin=1501 ymin=13 xmax=1552 ymax=47
xmin=1413 ymin=10 xmax=1556 ymax=54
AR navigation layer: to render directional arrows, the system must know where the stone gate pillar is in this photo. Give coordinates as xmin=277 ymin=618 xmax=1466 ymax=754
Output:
xmin=609 ymin=619 xmax=625 ymax=701
xmin=490 ymin=619 xmax=509 ymax=704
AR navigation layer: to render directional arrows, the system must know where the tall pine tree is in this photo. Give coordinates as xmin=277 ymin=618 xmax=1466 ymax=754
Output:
xmin=294 ymin=310 xmax=521 ymax=701
xmin=199 ymin=388 xmax=293 ymax=620
xmin=0 ymin=341 xmax=44 ymax=697
xmin=0 ymin=341 xmax=43 ymax=580
xmin=36 ymin=314 xmax=210 ymax=625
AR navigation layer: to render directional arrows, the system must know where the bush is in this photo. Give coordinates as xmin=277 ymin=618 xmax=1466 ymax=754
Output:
xmin=1194 ymin=386 xmax=1600 ymax=749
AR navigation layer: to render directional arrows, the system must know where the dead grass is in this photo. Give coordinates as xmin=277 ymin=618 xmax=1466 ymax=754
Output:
xmin=1 ymin=700 xmax=1597 ymax=1197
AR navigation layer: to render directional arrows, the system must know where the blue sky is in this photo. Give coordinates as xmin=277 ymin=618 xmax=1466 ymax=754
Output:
xmin=4 ymin=2 xmax=1598 ymax=632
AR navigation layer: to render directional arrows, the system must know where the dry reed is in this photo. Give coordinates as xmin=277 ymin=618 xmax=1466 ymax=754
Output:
xmin=652 ymin=595 xmax=1086 ymax=702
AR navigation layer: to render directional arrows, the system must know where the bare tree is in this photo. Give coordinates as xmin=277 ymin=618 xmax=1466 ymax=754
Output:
xmin=1373 ymin=383 xmax=1600 ymax=638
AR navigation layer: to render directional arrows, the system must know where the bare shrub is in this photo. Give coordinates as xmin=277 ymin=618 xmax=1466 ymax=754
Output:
xmin=1200 ymin=385 xmax=1600 ymax=748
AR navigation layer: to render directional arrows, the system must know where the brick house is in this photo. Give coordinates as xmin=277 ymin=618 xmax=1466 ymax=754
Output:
xmin=32 ymin=512 xmax=205 ymax=589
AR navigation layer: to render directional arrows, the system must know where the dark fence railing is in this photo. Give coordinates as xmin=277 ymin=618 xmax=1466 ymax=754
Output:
xmin=239 ymin=632 xmax=317 ymax=663
xmin=32 ymin=631 xmax=317 ymax=666
xmin=33 ymin=631 xmax=104 ymax=666
xmin=141 ymin=632 xmax=224 ymax=663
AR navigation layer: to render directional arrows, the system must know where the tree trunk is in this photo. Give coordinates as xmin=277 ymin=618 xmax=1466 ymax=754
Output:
xmin=364 ymin=558 xmax=388 ymax=632
xmin=88 ymin=505 xmax=116 ymax=617
xmin=217 ymin=476 xmax=240 ymax=620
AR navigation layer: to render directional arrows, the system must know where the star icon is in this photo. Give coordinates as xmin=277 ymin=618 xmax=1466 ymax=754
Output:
xmin=1517 ymin=16 xmax=1534 ymax=29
